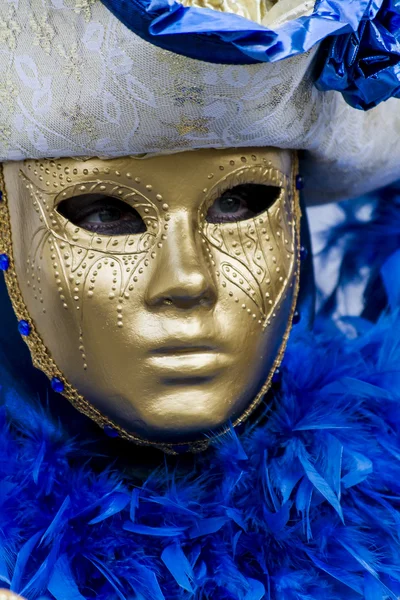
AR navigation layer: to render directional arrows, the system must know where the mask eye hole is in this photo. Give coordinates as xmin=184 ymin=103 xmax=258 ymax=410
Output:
xmin=57 ymin=194 xmax=147 ymax=236
xmin=206 ymin=184 xmax=281 ymax=224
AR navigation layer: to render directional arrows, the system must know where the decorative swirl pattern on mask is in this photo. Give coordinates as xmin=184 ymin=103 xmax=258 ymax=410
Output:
xmin=201 ymin=164 xmax=294 ymax=328
xmin=20 ymin=162 xmax=167 ymax=371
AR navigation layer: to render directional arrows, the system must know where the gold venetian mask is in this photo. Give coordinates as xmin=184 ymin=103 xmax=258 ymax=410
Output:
xmin=0 ymin=148 xmax=300 ymax=451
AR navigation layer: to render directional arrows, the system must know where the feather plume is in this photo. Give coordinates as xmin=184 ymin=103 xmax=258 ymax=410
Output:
xmin=0 ymin=185 xmax=400 ymax=598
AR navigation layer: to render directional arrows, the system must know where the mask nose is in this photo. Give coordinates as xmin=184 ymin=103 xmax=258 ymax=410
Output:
xmin=145 ymin=212 xmax=217 ymax=310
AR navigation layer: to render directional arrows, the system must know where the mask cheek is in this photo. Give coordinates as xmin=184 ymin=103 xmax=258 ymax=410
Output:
xmin=201 ymin=185 xmax=298 ymax=408
xmin=17 ymin=234 xmax=82 ymax=375
xmin=7 ymin=181 xmax=103 ymax=395
xmin=5 ymin=180 xmax=74 ymax=357
xmin=208 ymin=243 xmax=295 ymax=408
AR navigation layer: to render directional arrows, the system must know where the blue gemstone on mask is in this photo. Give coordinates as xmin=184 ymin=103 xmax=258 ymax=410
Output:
xmin=292 ymin=311 xmax=301 ymax=325
xmin=18 ymin=320 xmax=31 ymax=336
xmin=0 ymin=190 xmax=3 ymax=202
xmin=295 ymin=175 xmax=304 ymax=190
xmin=300 ymin=245 xmax=308 ymax=261
xmin=104 ymin=425 xmax=119 ymax=438
xmin=272 ymin=368 xmax=282 ymax=384
xmin=51 ymin=377 xmax=65 ymax=393
xmin=0 ymin=254 xmax=10 ymax=271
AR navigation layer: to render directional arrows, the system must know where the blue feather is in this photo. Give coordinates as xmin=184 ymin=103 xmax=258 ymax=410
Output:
xmin=161 ymin=543 xmax=194 ymax=592
xmin=296 ymin=441 xmax=344 ymax=523
xmin=10 ymin=532 xmax=42 ymax=593
xmin=32 ymin=441 xmax=46 ymax=485
xmin=20 ymin=537 xmax=61 ymax=598
xmin=86 ymin=556 xmax=127 ymax=600
xmin=323 ymin=434 xmax=343 ymax=500
xmin=130 ymin=488 xmax=140 ymax=522
xmin=232 ymin=530 xmax=242 ymax=557
xmin=123 ymin=522 xmax=188 ymax=536
xmin=338 ymin=541 xmax=397 ymax=600
xmin=40 ymin=496 xmax=71 ymax=546
xmin=244 ymin=578 xmax=265 ymax=600
xmin=225 ymin=507 xmax=247 ymax=531
xmin=146 ymin=495 xmax=200 ymax=517
xmin=272 ymin=449 xmax=303 ymax=504
xmin=47 ymin=554 xmax=86 ymax=600
xmin=189 ymin=517 xmax=228 ymax=539
xmin=89 ymin=491 xmax=130 ymax=524
xmin=295 ymin=478 xmax=313 ymax=540
xmin=263 ymin=501 xmax=292 ymax=535
xmin=341 ymin=450 xmax=373 ymax=489
xmin=73 ymin=487 xmax=126 ymax=520
xmin=364 ymin=573 xmax=383 ymax=600
xmin=0 ymin=547 xmax=10 ymax=587
xmin=306 ymin=551 xmax=363 ymax=594
xmin=264 ymin=460 xmax=280 ymax=512
xmin=134 ymin=565 xmax=165 ymax=600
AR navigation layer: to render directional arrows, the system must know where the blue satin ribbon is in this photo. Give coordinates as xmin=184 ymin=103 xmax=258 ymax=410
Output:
xmin=100 ymin=0 xmax=377 ymax=62
xmin=99 ymin=0 xmax=400 ymax=108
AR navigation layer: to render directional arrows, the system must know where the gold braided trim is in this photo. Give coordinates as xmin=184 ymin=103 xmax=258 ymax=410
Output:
xmin=0 ymin=156 xmax=301 ymax=455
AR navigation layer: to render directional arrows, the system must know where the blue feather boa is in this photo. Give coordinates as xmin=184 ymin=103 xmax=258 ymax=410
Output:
xmin=1 ymin=192 xmax=400 ymax=599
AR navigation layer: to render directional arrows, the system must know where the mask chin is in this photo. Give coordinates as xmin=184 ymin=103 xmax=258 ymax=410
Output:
xmin=0 ymin=148 xmax=305 ymax=453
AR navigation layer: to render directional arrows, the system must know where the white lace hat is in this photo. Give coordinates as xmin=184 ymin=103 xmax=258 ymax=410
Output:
xmin=0 ymin=0 xmax=399 ymax=203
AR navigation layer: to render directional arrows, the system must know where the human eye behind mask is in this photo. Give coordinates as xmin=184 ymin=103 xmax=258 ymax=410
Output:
xmin=57 ymin=194 xmax=147 ymax=235
xmin=57 ymin=183 xmax=282 ymax=236
xmin=206 ymin=184 xmax=281 ymax=223
xmin=1 ymin=148 xmax=301 ymax=452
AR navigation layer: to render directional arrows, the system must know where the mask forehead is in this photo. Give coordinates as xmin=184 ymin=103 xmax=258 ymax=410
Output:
xmin=1 ymin=148 xmax=300 ymax=453
xmin=13 ymin=147 xmax=292 ymax=207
